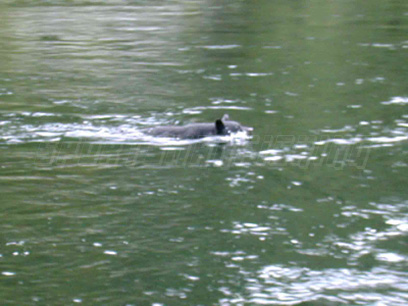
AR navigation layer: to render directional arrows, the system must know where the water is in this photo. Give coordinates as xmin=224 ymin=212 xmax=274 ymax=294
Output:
xmin=1 ymin=1 xmax=407 ymax=305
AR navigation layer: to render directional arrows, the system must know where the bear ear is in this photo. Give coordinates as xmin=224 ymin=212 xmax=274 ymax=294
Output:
xmin=222 ymin=114 xmax=230 ymax=121
xmin=215 ymin=119 xmax=225 ymax=134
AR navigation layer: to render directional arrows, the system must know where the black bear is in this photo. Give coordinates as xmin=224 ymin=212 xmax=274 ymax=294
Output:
xmin=147 ymin=114 xmax=252 ymax=139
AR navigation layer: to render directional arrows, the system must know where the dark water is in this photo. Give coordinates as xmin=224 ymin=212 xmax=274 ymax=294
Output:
xmin=1 ymin=1 xmax=407 ymax=305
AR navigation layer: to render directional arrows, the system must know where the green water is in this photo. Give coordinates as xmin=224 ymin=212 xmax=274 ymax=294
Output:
xmin=1 ymin=1 xmax=407 ymax=305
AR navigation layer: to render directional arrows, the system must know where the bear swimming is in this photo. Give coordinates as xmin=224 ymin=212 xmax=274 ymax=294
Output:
xmin=147 ymin=114 xmax=252 ymax=139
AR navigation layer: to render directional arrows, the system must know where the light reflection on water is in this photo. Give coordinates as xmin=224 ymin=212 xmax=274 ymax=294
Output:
xmin=242 ymin=266 xmax=408 ymax=305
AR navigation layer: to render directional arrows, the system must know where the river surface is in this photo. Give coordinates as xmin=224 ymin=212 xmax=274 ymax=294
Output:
xmin=0 ymin=1 xmax=407 ymax=305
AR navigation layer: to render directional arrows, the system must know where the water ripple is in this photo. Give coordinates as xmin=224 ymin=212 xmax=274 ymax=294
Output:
xmin=215 ymin=264 xmax=408 ymax=305
xmin=381 ymin=96 xmax=408 ymax=105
